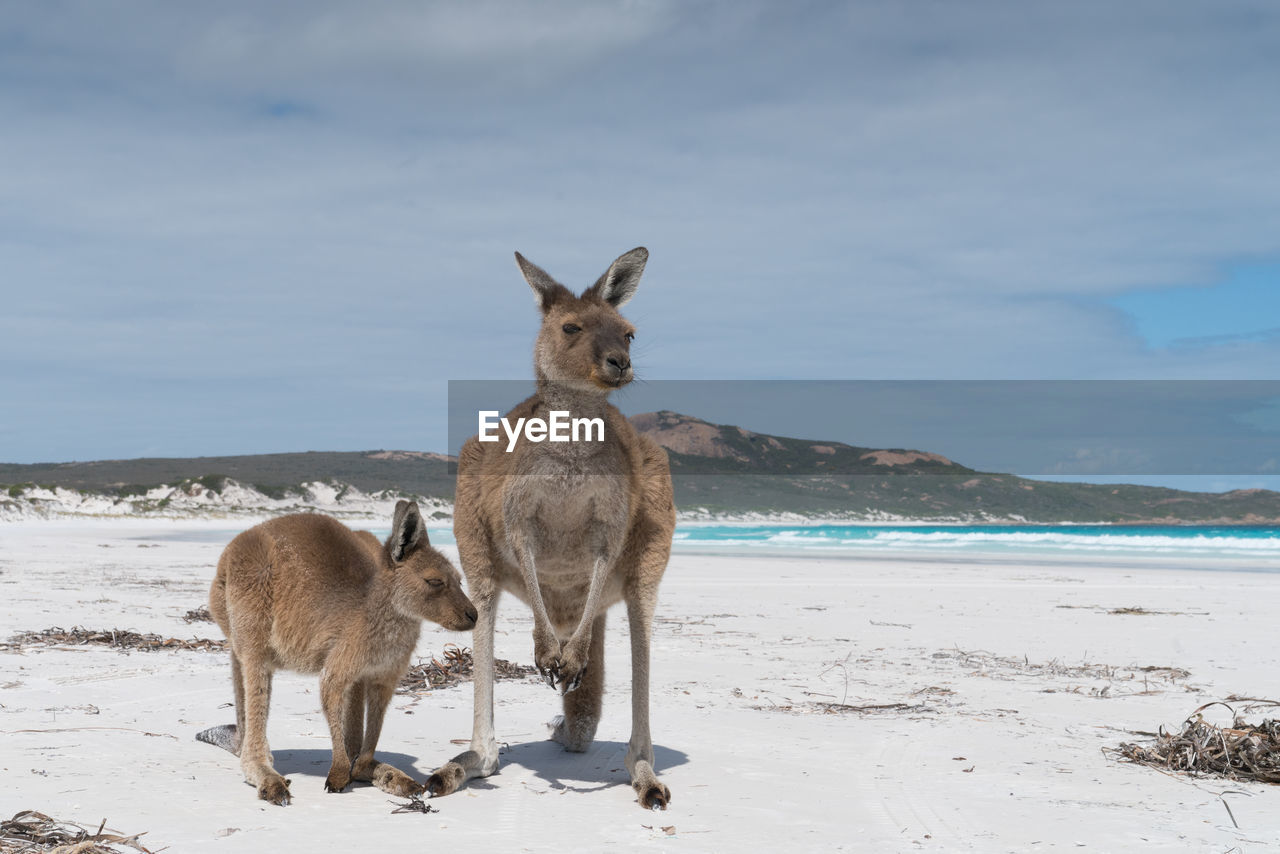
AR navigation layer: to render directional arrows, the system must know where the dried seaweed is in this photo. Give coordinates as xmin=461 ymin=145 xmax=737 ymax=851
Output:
xmin=1055 ymin=604 xmax=1206 ymax=616
xmin=931 ymin=648 xmax=1191 ymax=697
xmin=3 ymin=626 xmax=225 ymax=653
xmin=396 ymin=644 xmax=537 ymax=694
xmin=6 ymin=631 xmax=534 ymax=691
xmin=0 ymin=810 xmax=153 ymax=853
xmin=748 ymin=696 xmax=936 ymax=716
xmin=1109 ymin=699 xmax=1280 ymax=784
xmin=812 ymin=701 xmax=935 ymax=715
xmin=389 ymin=793 xmax=438 ymax=814
xmin=181 ymin=607 xmax=212 ymax=624
xmin=1105 ymin=606 xmax=1201 ymax=616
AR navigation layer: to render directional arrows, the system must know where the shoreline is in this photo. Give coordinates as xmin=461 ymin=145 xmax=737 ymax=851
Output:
xmin=4 ymin=516 xmax=1277 ymax=571
xmin=667 ymin=543 xmax=1280 ymax=574
xmin=6 ymin=504 xmax=1280 ymax=528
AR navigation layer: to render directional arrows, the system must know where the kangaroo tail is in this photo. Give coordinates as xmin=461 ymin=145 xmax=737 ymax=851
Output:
xmin=195 ymin=723 xmax=240 ymax=754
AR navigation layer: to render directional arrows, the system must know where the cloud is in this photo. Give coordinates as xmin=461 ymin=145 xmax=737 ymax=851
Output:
xmin=2 ymin=1 xmax=681 ymax=102
xmin=4 ymin=1 xmax=1280 ymax=460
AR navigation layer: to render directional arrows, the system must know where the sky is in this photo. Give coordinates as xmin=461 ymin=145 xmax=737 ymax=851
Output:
xmin=2 ymin=1 xmax=1279 ymax=490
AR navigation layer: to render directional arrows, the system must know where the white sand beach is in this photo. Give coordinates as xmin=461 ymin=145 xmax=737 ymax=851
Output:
xmin=2 ymin=519 xmax=1279 ymax=852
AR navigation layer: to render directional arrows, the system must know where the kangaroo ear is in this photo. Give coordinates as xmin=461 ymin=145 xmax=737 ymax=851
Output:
xmin=586 ymin=247 xmax=648 ymax=308
xmin=515 ymin=251 xmax=572 ymax=313
xmin=388 ymin=499 xmax=427 ymax=562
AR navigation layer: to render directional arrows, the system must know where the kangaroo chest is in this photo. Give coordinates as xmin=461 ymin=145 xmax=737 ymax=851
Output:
xmin=500 ymin=471 xmax=631 ymax=586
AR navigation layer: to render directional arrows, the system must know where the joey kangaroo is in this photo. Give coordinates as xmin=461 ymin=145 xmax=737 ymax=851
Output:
xmin=427 ymin=247 xmax=677 ymax=809
xmin=200 ymin=501 xmax=477 ymax=805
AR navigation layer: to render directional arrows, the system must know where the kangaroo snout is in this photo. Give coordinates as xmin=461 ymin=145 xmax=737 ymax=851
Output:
xmin=442 ymin=596 xmax=478 ymax=632
xmin=460 ymin=603 xmax=479 ymax=630
xmin=600 ymin=351 xmax=633 ymax=386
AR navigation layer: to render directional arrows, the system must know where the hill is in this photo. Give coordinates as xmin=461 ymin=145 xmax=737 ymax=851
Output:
xmin=0 ymin=450 xmax=454 ymax=500
xmin=631 ymin=412 xmax=1280 ymax=523
xmin=2 ymin=412 xmax=1278 ymax=523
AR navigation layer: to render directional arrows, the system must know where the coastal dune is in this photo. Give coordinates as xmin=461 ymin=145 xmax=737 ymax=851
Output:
xmin=2 ymin=519 xmax=1278 ymax=851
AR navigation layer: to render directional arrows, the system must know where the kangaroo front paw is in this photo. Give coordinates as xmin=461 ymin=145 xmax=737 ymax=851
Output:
xmin=258 ymin=775 xmax=292 ymax=806
xmin=425 ymin=761 xmax=465 ymax=797
xmin=534 ymin=633 xmax=589 ymax=693
xmin=533 ymin=632 xmax=562 ymax=688
xmin=635 ymin=780 xmax=671 ymax=810
xmin=554 ymin=641 xmax=589 ymax=695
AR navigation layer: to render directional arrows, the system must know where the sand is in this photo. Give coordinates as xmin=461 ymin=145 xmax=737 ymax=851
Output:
xmin=2 ymin=519 xmax=1279 ymax=852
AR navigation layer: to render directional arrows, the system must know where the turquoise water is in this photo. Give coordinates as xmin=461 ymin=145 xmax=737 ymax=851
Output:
xmin=418 ymin=523 xmax=1280 ymax=560
xmin=157 ymin=522 xmax=1280 ymax=564
xmin=667 ymin=523 xmax=1280 ymax=560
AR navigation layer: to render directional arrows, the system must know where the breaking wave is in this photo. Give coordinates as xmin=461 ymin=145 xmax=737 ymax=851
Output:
xmin=672 ymin=524 xmax=1280 ymax=559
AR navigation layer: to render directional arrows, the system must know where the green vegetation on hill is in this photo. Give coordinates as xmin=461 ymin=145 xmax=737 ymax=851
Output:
xmin=0 ymin=451 xmax=454 ymax=501
xmin=670 ymin=473 xmax=1280 ymax=522
xmin=3 ymin=414 xmax=1278 ymax=523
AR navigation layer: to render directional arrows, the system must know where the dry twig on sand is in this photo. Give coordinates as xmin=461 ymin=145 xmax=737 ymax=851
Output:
xmin=1109 ymin=699 xmax=1280 ymax=784
xmin=2 ymin=626 xmax=225 ymax=653
xmin=0 ymin=809 xmax=154 ymax=853
xmin=396 ymin=644 xmax=537 ymax=694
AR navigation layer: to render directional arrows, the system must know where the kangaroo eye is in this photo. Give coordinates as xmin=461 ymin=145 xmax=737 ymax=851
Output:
xmin=426 ymin=578 xmax=445 ymax=588
xmin=624 ymin=332 xmax=635 ymax=342
xmin=562 ymin=323 xmax=581 ymax=334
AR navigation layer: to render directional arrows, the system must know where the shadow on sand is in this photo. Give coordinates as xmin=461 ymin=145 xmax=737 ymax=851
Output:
xmin=267 ymin=739 xmax=689 ymax=798
xmin=493 ymin=737 xmax=689 ymax=796
xmin=269 ymin=748 xmax=429 ymax=784
xmin=190 ymin=722 xmax=688 ymax=800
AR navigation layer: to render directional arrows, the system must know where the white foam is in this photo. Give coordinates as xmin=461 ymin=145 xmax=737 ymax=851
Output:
xmin=0 ymin=478 xmax=452 ymax=523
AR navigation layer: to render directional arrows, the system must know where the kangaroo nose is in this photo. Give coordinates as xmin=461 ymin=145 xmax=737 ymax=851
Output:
xmin=606 ymin=354 xmax=630 ymax=372
xmin=465 ymin=606 xmax=478 ymax=624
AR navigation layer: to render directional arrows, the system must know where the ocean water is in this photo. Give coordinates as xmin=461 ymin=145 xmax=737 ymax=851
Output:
xmin=171 ymin=522 xmax=1280 ymax=565
xmin=669 ymin=523 xmax=1280 ymax=562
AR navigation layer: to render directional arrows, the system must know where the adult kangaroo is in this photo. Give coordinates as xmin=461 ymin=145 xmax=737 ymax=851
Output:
xmin=427 ymin=247 xmax=676 ymax=809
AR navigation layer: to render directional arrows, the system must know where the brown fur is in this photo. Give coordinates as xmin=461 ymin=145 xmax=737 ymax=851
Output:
xmin=204 ymin=501 xmax=476 ymax=805
xmin=426 ymin=247 xmax=677 ymax=809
